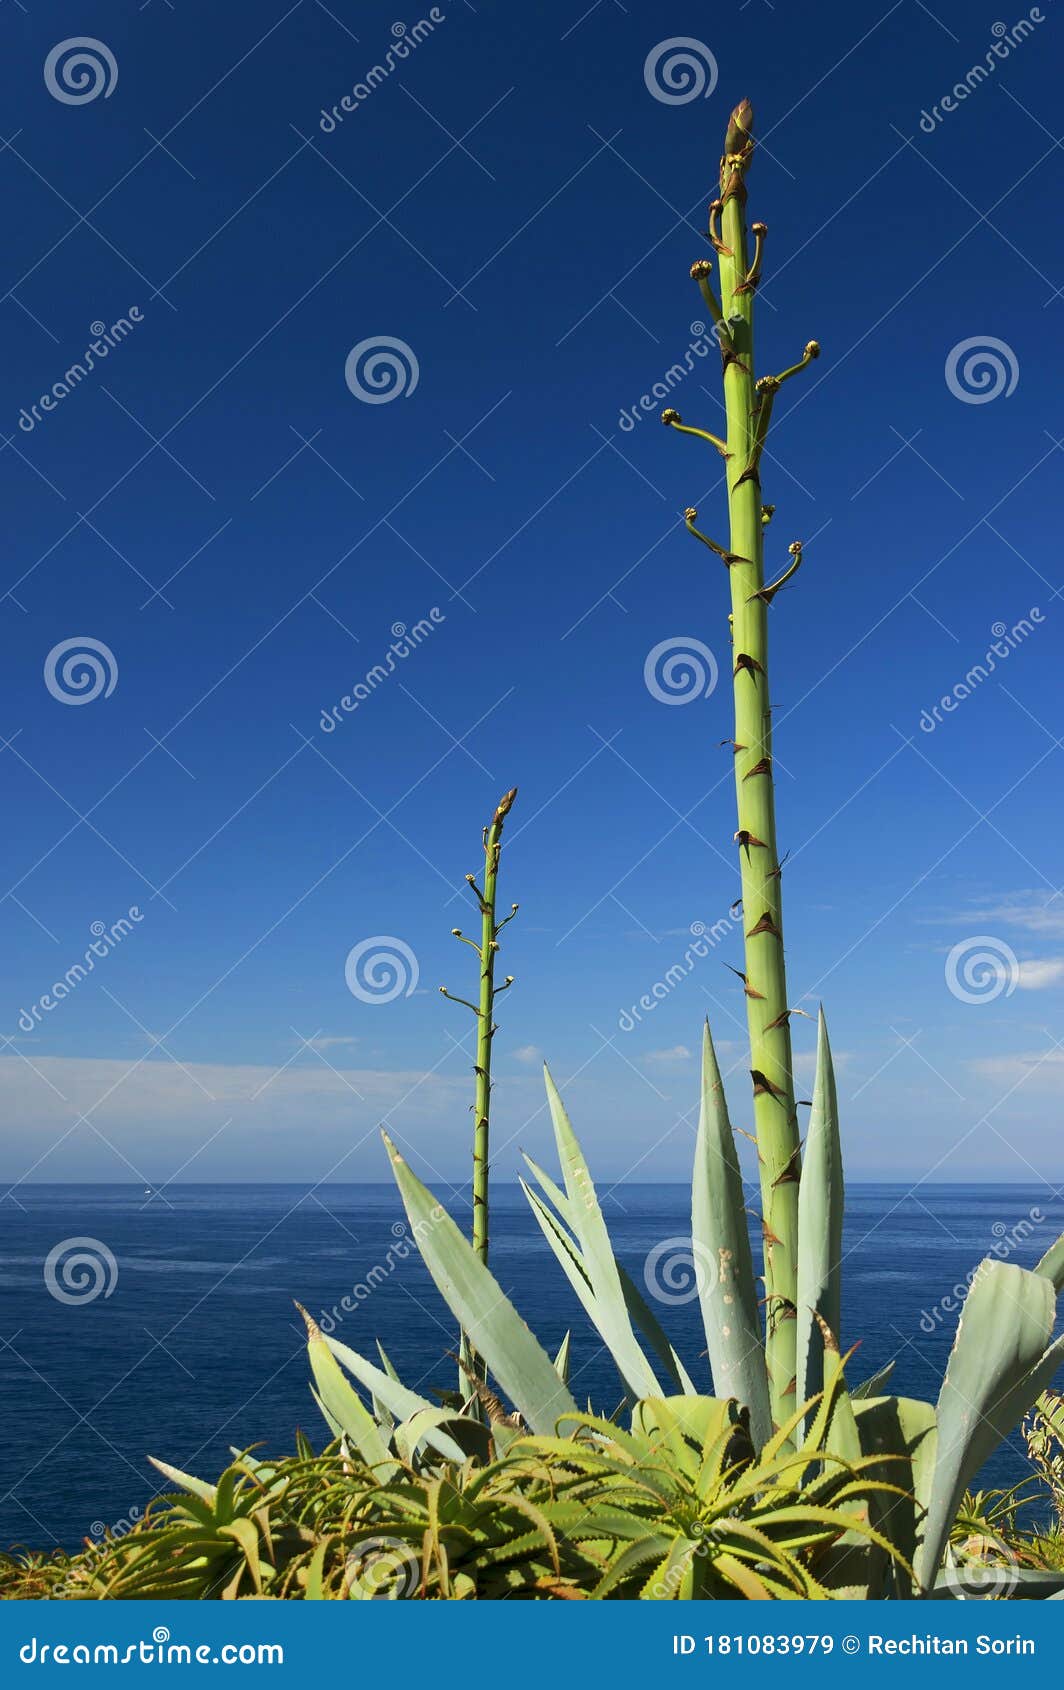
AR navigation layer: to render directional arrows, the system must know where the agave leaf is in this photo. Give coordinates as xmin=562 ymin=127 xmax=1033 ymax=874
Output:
xmin=691 ymin=1021 xmax=771 ymax=1445
xmin=852 ymin=1359 xmax=896 ymax=1400
xmin=795 ymin=1009 xmax=844 ymax=1411
xmin=917 ymin=1259 xmax=1064 ymax=1590
xmin=384 ymin=1131 xmax=577 ymax=1435
xmin=523 ymin=1169 xmax=694 ymax=1395
xmin=854 ymin=1393 xmax=937 ymax=1595
xmin=324 ymin=1335 xmax=472 ymax=1466
xmin=541 ymin=1067 xmax=661 ymax=1399
xmin=1034 ymin=1232 xmax=1064 ymax=1293
xmin=297 ymin=1305 xmax=394 ymax=1472
xmin=933 ymin=1565 xmax=1064 ymax=1599
xmin=553 ymin=1331 xmax=572 ymax=1386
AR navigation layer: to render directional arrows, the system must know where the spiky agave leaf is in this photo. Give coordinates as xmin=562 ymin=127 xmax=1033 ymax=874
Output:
xmin=917 ymin=1258 xmax=1064 ymax=1590
xmin=795 ymin=1009 xmax=844 ymax=1413
xmin=691 ymin=1020 xmax=770 ymax=1445
xmin=383 ymin=1131 xmax=578 ymax=1435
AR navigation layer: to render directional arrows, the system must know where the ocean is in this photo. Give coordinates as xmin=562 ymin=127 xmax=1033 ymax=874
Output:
xmin=0 ymin=1182 xmax=1060 ymax=1551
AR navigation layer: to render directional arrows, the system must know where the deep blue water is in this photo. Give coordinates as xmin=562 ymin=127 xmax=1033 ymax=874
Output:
xmin=1 ymin=1183 xmax=1061 ymax=1551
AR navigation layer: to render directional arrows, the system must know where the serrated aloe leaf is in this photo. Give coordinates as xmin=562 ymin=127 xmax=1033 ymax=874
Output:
xmin=384 ymin=1131 xmax=577 ymax=1434
xmin=541 ymin=1066 xmax=661 ymax=1400
xmin=691 ymin=1021 xmax=770 ymax=1445
xmin=146 ymin=1457 xmax=216 ymax=1503
xmin=917 ymin=1259 xmax=1064 ymax=1590
xmin=795 ymin=1009 xmax=844 ymax=1412
xmin=297 ymin=1304 xmax=395 ymax=1473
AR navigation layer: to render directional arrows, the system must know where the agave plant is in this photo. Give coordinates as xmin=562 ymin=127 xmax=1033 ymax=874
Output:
xmin=286 ymin=98 xmax=1064 ymax=1600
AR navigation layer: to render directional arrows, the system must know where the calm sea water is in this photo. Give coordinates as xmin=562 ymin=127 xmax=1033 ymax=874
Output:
xmin=1 ymin=1183 xmax=1060 ymax=1551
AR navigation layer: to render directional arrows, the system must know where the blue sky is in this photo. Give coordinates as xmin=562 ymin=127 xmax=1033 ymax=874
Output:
xmin=0 ymin=0 xmax=1061 ymax=1188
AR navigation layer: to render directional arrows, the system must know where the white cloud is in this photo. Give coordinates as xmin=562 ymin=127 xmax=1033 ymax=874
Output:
xmin=303 ymin=1035 xmax=361 ymax=1051
xmin=643 ymin=1045 xmax=693 ymax=1065
xmin=938 ymin=891 xmax=1064 ymax=938
xmin=1015 ymin=959 xmax=1064 ymax=991
xmin=510 ymin=1045 xmax=543 ymax=1065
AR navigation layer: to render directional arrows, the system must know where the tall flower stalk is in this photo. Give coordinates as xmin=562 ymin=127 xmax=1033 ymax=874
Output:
xmin=441 ymin=787 xmax=518 ymax=1263
xmin=664 ymin=100 xmax=818 ymax=1434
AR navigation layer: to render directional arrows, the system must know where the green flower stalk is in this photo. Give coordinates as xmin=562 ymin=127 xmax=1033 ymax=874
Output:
xmin=441 ymin=787 xmax=518 ymax=1264
xmin=665 ymin=99 xmax=820 ymax=1435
